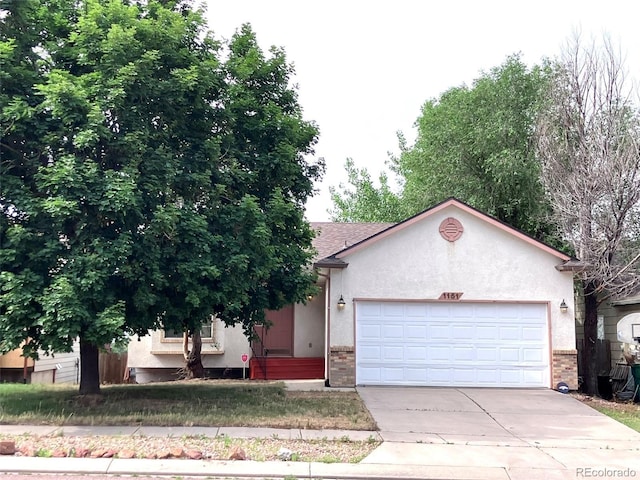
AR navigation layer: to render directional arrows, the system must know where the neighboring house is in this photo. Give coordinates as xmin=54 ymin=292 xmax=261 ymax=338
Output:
xmin=0 ymin=342 xmax=80 ymax=384
xmin=588 ymin=294 xmax=640 ymax=368
xmin=129 ymin=198 xmax=579 ymax=389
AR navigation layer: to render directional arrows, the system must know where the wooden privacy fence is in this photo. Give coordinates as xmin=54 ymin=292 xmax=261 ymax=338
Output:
xmin=98 ymin=351 xmax=128 ymax=384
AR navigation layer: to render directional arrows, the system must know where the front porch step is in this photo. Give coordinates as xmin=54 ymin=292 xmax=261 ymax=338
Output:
xmin=249 ymin=357 xmax=324 ymax=380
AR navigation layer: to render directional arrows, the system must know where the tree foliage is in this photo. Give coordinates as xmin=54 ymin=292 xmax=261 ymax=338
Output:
xmin=0 ymin=0 xmax=322 ymax=392
xmin=329 ymin=158 xmax=405 ymax=222
xmin=331 ymin=56 xmax=558 ymax=243
xmin=536 ymin=35 xmax=640 ymax=394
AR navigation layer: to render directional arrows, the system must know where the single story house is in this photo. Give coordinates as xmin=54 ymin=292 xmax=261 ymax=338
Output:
xmin=128 ymin=198 xmax=579 ymax=389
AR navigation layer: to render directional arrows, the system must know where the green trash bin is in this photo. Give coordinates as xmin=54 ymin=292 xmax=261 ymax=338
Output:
xmin=632 ymin=365 xmax=640 ymax=402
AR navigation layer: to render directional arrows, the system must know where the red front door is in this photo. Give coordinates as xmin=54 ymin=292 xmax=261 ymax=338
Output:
xmin=253 ymin=305 xmax=294 ymax=357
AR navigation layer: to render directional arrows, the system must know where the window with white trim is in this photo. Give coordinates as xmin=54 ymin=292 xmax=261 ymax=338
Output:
xmin=162 ymin=320 xmax=215 ymax=342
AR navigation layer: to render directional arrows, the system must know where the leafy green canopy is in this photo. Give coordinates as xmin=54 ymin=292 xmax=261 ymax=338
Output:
xmin=0 ymin=0 xmax=323 ymax=359
xmin=331 ymin=56 xmax=558 ymax=244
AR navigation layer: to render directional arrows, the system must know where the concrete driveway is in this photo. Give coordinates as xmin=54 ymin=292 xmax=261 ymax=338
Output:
xmin=358 ymin=387 xmax=640 ymax=479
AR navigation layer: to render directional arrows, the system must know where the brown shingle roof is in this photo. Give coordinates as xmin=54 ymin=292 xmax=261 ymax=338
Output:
xmin=311 ymin=222 xmax=395 ymax=263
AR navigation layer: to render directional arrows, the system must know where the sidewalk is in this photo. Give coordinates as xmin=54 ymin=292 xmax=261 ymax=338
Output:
xmin=2 ymin=381 xmax=635 ymax=480
xmin=0 ymin=424 xmax=580 ymax=480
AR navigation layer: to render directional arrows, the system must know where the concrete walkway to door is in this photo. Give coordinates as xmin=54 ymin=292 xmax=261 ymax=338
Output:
xmin=358 ymin=387 xmax=640 ymax=480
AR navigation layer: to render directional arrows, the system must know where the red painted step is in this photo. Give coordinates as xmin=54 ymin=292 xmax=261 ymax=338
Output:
xmin=249 ymin=357 xmax=324 ymax=380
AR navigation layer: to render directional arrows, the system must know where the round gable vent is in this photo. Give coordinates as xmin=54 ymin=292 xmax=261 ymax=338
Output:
xmin=439 ymin=217 xmax=464 ymax=242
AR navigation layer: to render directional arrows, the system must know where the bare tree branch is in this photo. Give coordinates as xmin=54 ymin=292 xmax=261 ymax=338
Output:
xmin=536 ymin=33 xmax=640 ymax=394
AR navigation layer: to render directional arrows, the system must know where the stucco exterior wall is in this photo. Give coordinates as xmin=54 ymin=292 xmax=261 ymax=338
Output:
xmin=127 ymin=320 xmax=250 ymax=370
xmin=328 ymin=205 xmax=575 ymax=353
xmin=294 ymin=285 xmax=326 ymax=357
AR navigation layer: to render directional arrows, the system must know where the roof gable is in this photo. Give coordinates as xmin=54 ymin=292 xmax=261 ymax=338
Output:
xmin=330 ymin=198 xmax=571 ymax=262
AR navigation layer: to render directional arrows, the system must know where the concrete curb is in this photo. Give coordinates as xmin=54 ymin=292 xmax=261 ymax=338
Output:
xmin=0 ymin=456 xmax=514 ymax=480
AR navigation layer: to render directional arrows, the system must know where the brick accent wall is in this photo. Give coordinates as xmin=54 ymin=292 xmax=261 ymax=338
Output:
xmin=329 ymin=346 xmax=355 ymax=387
xmin=552 ymin=349 xmax=578 ymax=390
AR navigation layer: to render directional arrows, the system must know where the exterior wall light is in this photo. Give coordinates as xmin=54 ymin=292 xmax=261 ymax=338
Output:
xmin=337 ymin=295 xmax=346 ymax=309
xmin=560 ymin=299 xmax=568 ymax=313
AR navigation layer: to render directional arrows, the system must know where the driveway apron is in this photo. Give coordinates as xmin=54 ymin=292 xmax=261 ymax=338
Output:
xmin=357 ymin=386 xmax=640 ymax=477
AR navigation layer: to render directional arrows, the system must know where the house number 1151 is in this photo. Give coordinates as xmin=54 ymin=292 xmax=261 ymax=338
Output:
xmin=439 ymin=292 xmax=463 ymax=300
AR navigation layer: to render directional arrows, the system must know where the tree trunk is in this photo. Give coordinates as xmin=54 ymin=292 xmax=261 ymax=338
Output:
xmin=79 ymin=338 xmax=101 ymax=395
xmin=183 ymin=330 xmax=204 ymax=379
xmin=582 ymin=280 xmax=599 ymax=395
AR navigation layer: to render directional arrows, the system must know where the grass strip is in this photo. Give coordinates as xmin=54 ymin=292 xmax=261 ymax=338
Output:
xmin=0 ymin=381 xmax=376 ymax=430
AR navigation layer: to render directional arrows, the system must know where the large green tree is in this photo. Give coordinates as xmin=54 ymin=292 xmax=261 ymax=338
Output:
xmin=331 ymin=56 xmax=557 ymax=243
xmin=0 ymin=0 xmax=322 ymax=393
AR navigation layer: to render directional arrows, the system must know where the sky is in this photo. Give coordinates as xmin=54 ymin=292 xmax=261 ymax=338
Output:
xmin=205 ymin=1 xmax=640 ymax=221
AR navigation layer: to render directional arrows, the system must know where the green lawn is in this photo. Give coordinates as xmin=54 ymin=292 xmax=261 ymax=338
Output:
xmin=0 ymin=381 xmax=376 ymax=430
xmin=591 ymin=405 xmax=640 ymax=432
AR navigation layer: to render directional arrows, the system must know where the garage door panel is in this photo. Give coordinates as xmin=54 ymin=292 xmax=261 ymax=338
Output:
xmin=381 ymin=366 xmax=404 ymax=382
xmin=383 ymin=345 xmax=404 ymax=361
xmin=452 ymin=346 xmax=474 ymax=361
xmin=499 ymin=326 xmax=521 ymax=340
xmin=430 ymin=325 xmax=451 ymax=340
xmin=428 ymin=345 xmax=451 ymax=361
xmin=522 ymin=348 xmax=544 ymax=363
xmin=359 ymin=324 xmax=382 ymax=340
xmin=359 ymin=302 xmax=382 ymax=317
xmin=358 ymin=345 xmax=381 ymax=360
xmin=476 ymin=325 xmax=498 ymax=340
xmin=356 ymin=302 xmax=549 ymax=388
xmin=383 ymin=324 xmax=403 ymax=339
xmin=406 ymin=367 xmax=428 ymax=382
xmin=406 ymin=325 xmax=427 ymax=339
xmin=429 ymin=304 xmax=452 ymax=318
xmin=358 ymin=367 xmax=381 ymax=383
xmin=500 ymin=369 xmax=522 ymax=384
xmin=427 ymin=367 xmax=451 ymax=383
xmin=499 ymin=347 xmax=520 ymax=362
xmin=523 ymin=369 xmax=545 ymax=384
xmin=476 ymin=347 xmax=498 ymax=362
xmin=522 ymin=326 xmax=544 ymax=340
xmin=477 ymin=369 xmax=500 ymax=384
xmin=453 ymin=368 xmax=479 ymax=383
xmin=406 ymin=304 xmax=428 ymax=317
xmin=406 ymin=346 xmax=428 ymax=361
xmin=382 ymin=303 xmax=404 ymax=317
xmin=452 ymin=325 xmax=475 ymax=340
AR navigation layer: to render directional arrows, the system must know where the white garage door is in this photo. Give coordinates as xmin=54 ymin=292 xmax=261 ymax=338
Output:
xmin=356 ymin=301 xmax=549 ymax=387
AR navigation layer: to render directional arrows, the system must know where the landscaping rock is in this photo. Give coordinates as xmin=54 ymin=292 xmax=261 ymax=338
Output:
xmin=19 ymin=445 xmax=35 ymax=457
xmin=51 ymin=449 xmax=67 ymax=458
xmin=0 ymin=441 xmax=16 ymax=455
xmin=90 ymin=449 xmax=107 ymax=458
xmin=170 ymin=447 xmax=184 ymax=458
xmin=157 ymin=450 xmax=171 ymax=459
xmin=118 ymin=449 xmax=136 ymax=459
xmin=74 ymin=448 xmax=90 ymax=458
xmin=228 ymin=445 xmax=246 ymax=460
xmin=102 ymin=449 xmax=117 ymax=458
xmin=185 ymin=449 xmax=203 ymax=460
